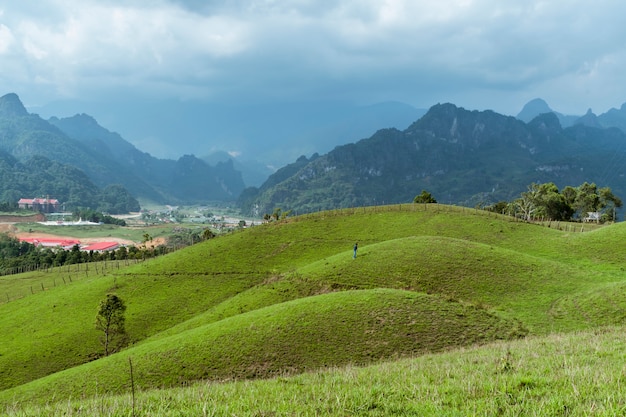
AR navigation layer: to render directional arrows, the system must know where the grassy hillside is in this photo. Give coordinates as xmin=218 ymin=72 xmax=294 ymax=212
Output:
xmin=6 ymin=327 xmax=626 ymax=416
xmin=2 ymin=204 xmax=626 ymax=412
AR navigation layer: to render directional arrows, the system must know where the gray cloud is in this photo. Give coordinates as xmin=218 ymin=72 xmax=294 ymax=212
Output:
xmin=0 ymin=1 xmax=625 ymax=126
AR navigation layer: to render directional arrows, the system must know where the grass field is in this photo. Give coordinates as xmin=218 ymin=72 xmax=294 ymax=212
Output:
xmin=2 ymin=203 xmax=626 ymax=415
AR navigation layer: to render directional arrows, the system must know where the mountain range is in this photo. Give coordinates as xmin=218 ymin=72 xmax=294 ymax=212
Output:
xmin=239 ymin=102 xmax=626 ymax=216
xmin=0 ymin=93 xmax=244 ymax=210
xmin=4 ymin=91 xmax=626 ymax=215
xmin=32 ymin=97 xmax=427 ymax=170
xmin=516 ymin=97 xmax=626 ymax=132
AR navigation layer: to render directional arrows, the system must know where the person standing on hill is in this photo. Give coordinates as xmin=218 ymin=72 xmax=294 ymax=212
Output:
xmin=353 ymin=242 xmax=358 ymax=259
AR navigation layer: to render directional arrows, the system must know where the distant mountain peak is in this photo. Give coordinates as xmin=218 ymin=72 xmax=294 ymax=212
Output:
xmin=429 ymin=102 xmax=461 ymax=114
xmin=56 ymin=113 xmax=101 ymax=128
xmin=528 ymin=111 xmax=562 ymax=132
xmin=0 ymin=93 xmax=28 ymax=118
xmin=575 ymin=108 xmax=601 ymax=128
xmin=517 ymin=98 xmax=553 ymax=122
xmin=411 ymin=102 xmax=462 ymax=122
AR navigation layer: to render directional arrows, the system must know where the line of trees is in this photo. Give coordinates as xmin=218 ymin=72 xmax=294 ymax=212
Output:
xmin=72 ymin=209 xmax=127 ymax=226
xmin=487 ymin=182 xmax=623 ymax=222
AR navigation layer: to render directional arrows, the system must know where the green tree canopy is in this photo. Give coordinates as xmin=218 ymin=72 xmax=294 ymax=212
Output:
xmin=413 ymin=190 xmax=437 ymax=204
xmin=514 ymin=182 xmax=622 ymax=222
xmin=95 ymin=294 xmax=127 ymax=356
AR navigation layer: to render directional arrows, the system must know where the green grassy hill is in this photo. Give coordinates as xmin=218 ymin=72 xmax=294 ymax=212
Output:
xmin=2 ymin=204 xmax=626 ymax=412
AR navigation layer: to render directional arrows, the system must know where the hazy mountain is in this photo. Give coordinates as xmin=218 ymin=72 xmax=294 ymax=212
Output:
xmin=48 ymin=113 xmax=246 ymax=204
xmin=597 ymin=103 xmax=626 ymax=132
xmin=574 ymin=109 xmax=603 ymax=128
xmin=201 ymin=151 xmax=274 ymax=188
xmin=32 ymin=97 xmax=426 ymax=170
xmin=518 ymin=98 xmax=626 ymax=135
xmin=0 ymin=92 xmax=29 ymax=117
xmin=240 ymin=103 xmax=626 ymax=216
xmin=517 ymin=98 xmax=580 ymax=127
xmin=0 ymin=94 xmax=143 ymax=208
xmin=0 ymin=93 xmax=245 ymax=208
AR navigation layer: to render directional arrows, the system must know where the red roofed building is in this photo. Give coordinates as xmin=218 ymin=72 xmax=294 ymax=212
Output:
xmin=81 ymin=242 xmax=120 ymax=252
xmin=20 ymin=237 xmax=81 ymax=249
xmin=18 ymin=197 xmax=61 ymax=213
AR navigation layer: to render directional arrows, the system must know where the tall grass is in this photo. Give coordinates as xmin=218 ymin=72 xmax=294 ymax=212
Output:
xmin=4 ymin=326 xmax=626 ymax=416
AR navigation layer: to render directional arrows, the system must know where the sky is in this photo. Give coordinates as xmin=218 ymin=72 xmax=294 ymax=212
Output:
xmin=1 ymin=0 xmax=626 ymax=160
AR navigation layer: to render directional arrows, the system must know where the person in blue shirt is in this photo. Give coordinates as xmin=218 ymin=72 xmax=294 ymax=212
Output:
xmin=353 ymin=242 xmax=358 ymax=259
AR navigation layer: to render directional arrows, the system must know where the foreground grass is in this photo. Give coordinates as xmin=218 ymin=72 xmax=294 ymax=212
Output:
xmin=5 ymin=326 xmax=626 ymax=416
xmin=0 ymin=289 xmax=524 ymax=404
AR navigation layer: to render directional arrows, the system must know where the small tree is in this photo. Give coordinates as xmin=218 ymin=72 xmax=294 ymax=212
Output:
xmin=514 ymin=182 xmax=542 ymax=221
xmin=142 ymin=233 xmax=153 ymax=247
xmin=95 ymin=294 xmax=127 ymax=356
xmin=413 ymin=190 xmax=437 ymax=204
xmin=202 ymin=228 xmax=216 ymax=240
xmin=272 ymin=208 xmax=282 ymax=221
xmin=598 ymin=186 xmax=623 ymax=221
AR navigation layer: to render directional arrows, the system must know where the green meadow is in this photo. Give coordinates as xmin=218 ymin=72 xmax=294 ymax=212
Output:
xmin=2 ymin=204 xmax=626 ymax=415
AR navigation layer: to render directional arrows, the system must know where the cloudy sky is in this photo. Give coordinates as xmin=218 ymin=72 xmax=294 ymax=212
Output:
xmin=1 ymin=0 xmax=626 ymax=159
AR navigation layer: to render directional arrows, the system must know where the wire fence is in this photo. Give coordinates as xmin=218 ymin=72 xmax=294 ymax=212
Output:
xmin=290 ymin=202 xmax=600 ymax=226
xmin=2 ymin=203 xmax=601 ymax=305
xmin=1 ymin=259 xmax=143 ymax=305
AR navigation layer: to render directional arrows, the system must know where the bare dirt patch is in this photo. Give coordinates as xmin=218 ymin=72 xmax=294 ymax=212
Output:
xmin=0 ymin=223 xmax=18 ymax=234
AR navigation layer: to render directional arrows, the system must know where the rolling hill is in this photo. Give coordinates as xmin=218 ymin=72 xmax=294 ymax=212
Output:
xmin=2 ymin=204 xmax=626 ymax=413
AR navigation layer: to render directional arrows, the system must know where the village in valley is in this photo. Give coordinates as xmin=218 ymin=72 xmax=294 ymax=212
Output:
xmin=7 ymin=196 xmax=260 ymax=255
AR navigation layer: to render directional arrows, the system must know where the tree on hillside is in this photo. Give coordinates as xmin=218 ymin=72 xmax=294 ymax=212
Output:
xmin=265 ymin=207 xmax=292 ymax=221
xmin=413 ymin=190 xmax=437 ymax=204
xmin=66 ymin=244 xmax=85 ymax=265
xmin=272 ymin=208 xmax=282 ymax=221
xmin=532 ymin=182 xmax=572 ymax=221
xmin=202 ymin=228 xmax=216 ymax=240
xmin=598 ymin=187 xmax=623 ymax=221
xmin=574 ymin=182 xmax=601 ymax=216
xmin=514 ymin=183 xmax=542 ymax=221
xmin=512 ymin=181 xmax=621 ymax=222
xmin=95 ymin=294 xmax=127 ymax=356
xmin=571 ymin=182 xmax=622 ymax=221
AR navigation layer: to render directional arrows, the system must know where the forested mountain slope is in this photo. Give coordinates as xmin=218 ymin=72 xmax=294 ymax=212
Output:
xmin=0 ymin=93 xmax=245 ymax=208
xmin=239 ymin=103 xmax=626 ymax=215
